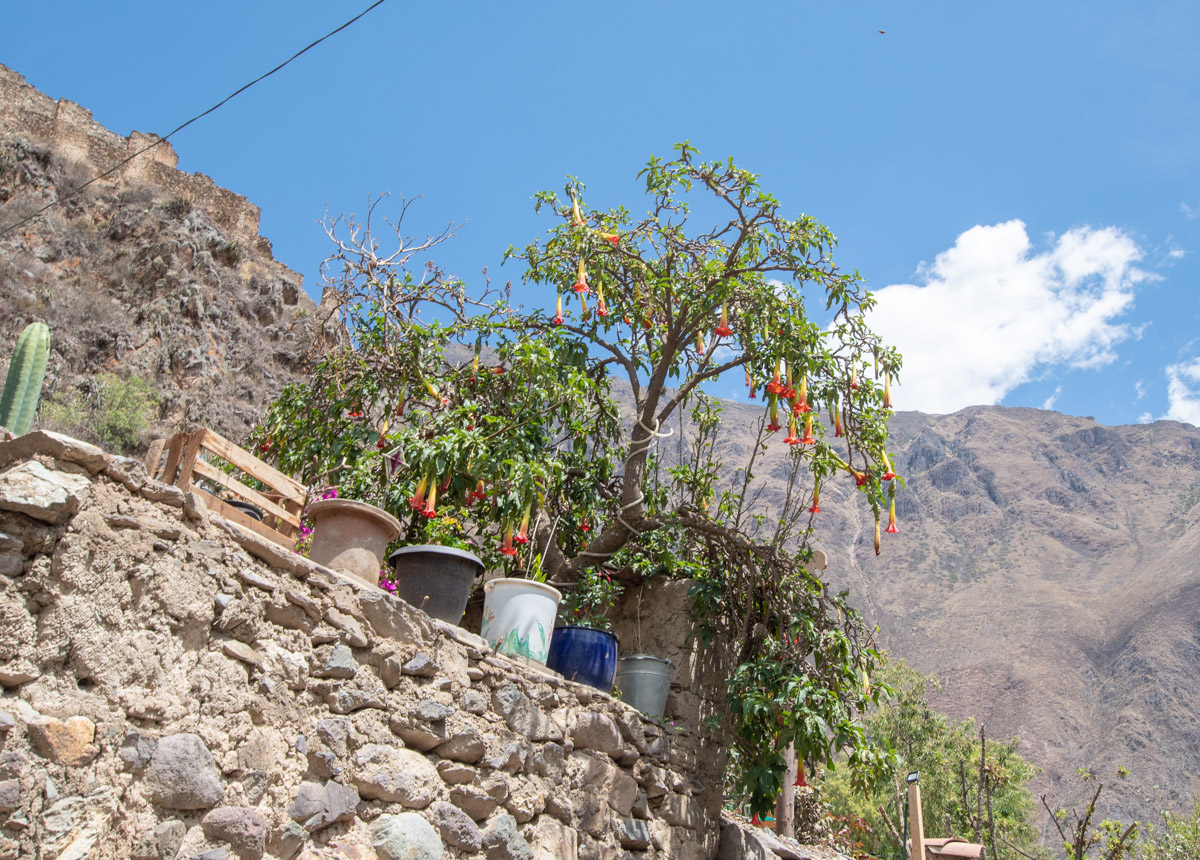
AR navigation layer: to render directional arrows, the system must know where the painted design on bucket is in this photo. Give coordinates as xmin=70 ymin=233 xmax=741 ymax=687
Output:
xmin=481 ymin=613 xmax=550 ymax=662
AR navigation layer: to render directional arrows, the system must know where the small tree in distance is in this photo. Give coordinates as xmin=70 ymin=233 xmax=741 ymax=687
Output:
xmin=258 ymin=143 xmax=903 ymax=812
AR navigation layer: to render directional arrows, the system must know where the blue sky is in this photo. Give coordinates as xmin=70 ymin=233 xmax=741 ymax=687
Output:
xmin=5 ymin=1 xmax=1200 ymax=427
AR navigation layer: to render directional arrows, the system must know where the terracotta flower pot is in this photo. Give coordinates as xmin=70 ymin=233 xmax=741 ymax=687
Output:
xmin=307 ymin=498 xmax=401 ymax=586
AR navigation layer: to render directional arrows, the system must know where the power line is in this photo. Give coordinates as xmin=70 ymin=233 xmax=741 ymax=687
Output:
xmin=0 ymin=0 xmax=389 ymax=239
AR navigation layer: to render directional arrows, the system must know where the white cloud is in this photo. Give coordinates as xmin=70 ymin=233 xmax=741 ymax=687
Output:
xmin=1135 ymin=380 xmax=1146 ymax=401
xmin=1138 ymin=412 xmax=1153 ymax=424
xmin=865 ymin=220 xmax=1147 ymax=414
xmin=1165 ymin=358 xmax=1200 ymax=426
xmin=1169 ymin=247 xmax=1187 ymax=260
xmin=1042 ymin=386 xmax=1062 ymax=411
xmin=1182 ymin=203 xmax=1200 ymax=220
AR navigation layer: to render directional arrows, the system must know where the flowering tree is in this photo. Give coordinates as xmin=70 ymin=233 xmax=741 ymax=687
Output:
xmin=257 ymin=143 xmax=902 ymax=812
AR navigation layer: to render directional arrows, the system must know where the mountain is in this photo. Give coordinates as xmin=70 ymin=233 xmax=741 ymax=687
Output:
xmin=771 ymin=403 xmax=1200 ymax=823
xmin=0 ymin=63 xmax=340 ymax=447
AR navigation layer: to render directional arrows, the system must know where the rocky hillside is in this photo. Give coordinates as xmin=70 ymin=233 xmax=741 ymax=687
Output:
xmin=0 ymin=63 xmax=340 ymax=449
xmin=839 ymin=407 xmax=1200 ymax=822
xmin=697 ymin=398 xmax=1200 ymax=822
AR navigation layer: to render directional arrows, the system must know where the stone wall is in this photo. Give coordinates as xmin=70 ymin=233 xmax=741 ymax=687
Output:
xmin=0 ymin=431 xmax=830 ymax=860
xmin=0 ymin=63 xmax=266 ymax=250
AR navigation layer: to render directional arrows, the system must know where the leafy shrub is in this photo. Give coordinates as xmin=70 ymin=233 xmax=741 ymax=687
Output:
xmin=42 ymin=372 xmax=159 ymax=454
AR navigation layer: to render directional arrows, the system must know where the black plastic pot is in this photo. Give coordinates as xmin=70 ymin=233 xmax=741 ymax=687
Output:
xmin=226 ymin=500 xmax=264 ymax=522
xmin=387 ymin=544 xmax=483 ymax=626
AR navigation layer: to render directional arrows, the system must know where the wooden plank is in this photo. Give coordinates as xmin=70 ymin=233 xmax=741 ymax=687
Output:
xmin=193 ymin=487 xmax=296 ymax=551
xmin=196 ymin=428 xmax=306 ymax=503
xmin=143 ymin=438 xmax=166 ymax=479
xmin=191 ymin=459 xmax=301 ymax=529
xmin=174 ymin=427 xmax=208 ymax=491
xmin=159 ymin=431 xmax=187 ymax=485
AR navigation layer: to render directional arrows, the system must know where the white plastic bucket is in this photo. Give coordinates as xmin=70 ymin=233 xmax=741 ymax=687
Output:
xmin=481 ymin=578 xmax=562 ymax=665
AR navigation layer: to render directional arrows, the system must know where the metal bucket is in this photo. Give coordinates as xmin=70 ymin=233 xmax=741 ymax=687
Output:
xmin=615 ymin=654 xmax=674 ymax=719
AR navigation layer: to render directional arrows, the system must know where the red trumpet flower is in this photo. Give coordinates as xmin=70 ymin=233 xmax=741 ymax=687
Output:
xmin=784 ymin=415 xmax=801 ymax=445
xmin=599 ymin=231 xmax=619 ymax=247
xmin=409 ymin=474 xmax=429 ymax=511
xmin=499 ymin=521 xmax=518 ymax=556
xmin=552 ymin=292 xmax=564 ymax=326
xmin=713 ymin=303 xmax=733 ymax=338
xmin=800 ymin=413 xmax=816 ymax=445
xmin=595 ymin=282 xmax=610 ymax=317
xmin=422 ymin=482 xmax=439 ymax=519
xmin=808 ymin=485 xmax=821 ymax=514
xmin=852 ymin=470 xmax=868 ymax=487
xmin=766 ymin=359 xmax=783 ymax=395
xmin=874 ymin=509 xmax=882 ymax=556
xmin=850 ymin=364 xmax=859 ymax=391
xmin=794 ymin=761 xmax=809 ymax=788
xmin=832 ymin=400 xmax=844 ymax=437
xmin=572 ymin=259 xmax=589 ymax=295
xmin=885 ymin=496 xmax=899 ymax=534
xmin=794 ymin=375 xmax=810 ymax=414
xmin=514 ymin=503 xmax=531 ymax=545
xmin=766 ymin=393 xmax=782 ymax=433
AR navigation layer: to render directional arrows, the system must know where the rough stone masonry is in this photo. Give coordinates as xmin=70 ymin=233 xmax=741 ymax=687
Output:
xmin=0 ymin=430 xmax=829 ymax=860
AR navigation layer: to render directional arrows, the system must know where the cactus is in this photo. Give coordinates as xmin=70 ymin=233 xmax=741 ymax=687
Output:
xmin=0 ymin=322 xmax=50 ymax=435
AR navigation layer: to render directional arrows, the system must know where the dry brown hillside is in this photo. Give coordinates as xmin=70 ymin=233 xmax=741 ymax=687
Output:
xmin=0 ymin=63 xmax=340 ymax=449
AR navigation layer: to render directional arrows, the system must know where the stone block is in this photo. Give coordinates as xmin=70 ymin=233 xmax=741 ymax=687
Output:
xmin=0 ymin=778 xmax=17 ymax=813
xmin=28 ymin=715 xmax=98 ymax=766
xmin=503 ymin=776 xmax=546 ymax=823
xmin=430 ymin=799 xmax=483 ymax=851
xmin=325 ymin=608 xmax=369 ymax=648
xmin=402 ymin=653 xmax=439 ymax=678
xmin=0 ymin=460 xmax=90 ymax=524
xmin=118 ymin=731 xmax=157 ymax=771
xmin=371 ymin=813 xmax=443 ymax=860
xmin=524 ymin=815 xmax=578 ymax=860
xmin=287 ymin=780 xmax=359 ymax=832
xmin=493 ymin=683 xmax=562 ymax=741
xmin=313 ymin=644 xmax=356 ymax=680
xmin=359 ymin=589 xmax=433 ymax=645
xmin=352 ymin=744 xmax=439 ymax=807
xmin=436 ymin=760 xmax=477 ymax=785
xmin=618 ymin=818 xmax=652 ymax=850
xmin=0 ymin=430 xmax=108 ymax=474
xmin=569 ymin=712 xmax=623 ymax=758
xmin=436 ymin=728 xmax=486 ymax=764
xmin=660 ymin=792 xmax=702 ymax=830
xmin=201 ymin=806 xmax=268 ymax=859
xmin=145 ymin=733 xmax=224 ymax=810
xmin=449 ymin=784 xmax=498 ymax=821
xmin=482 ymin=813 xmax=533 ymax=860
